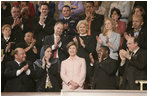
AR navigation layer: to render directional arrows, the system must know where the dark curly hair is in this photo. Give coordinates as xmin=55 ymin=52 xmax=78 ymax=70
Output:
xmin=110 ymin=7 xmax=122 ymax=20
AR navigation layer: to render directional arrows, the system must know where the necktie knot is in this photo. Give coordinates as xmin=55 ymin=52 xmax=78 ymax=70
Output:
xmin=131 ymin=52 xmax=134 ymax=56
xmin=5 ymin=39 xmax=9 ymax=42
xmin=134 ymin=29 xmax=139 ymax=33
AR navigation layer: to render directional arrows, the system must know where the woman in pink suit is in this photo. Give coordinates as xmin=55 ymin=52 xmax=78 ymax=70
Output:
xmin=60 ymin=41 xmax=86 ymax=90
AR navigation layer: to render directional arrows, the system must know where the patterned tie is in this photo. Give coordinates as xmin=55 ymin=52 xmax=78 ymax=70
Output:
xmin=5 ymin=39 xmax=9 ymax=42
xmin=45 ymin=68 xmax=53 ymax=88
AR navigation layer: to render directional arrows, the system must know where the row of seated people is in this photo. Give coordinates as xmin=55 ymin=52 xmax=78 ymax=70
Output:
xmin=1 ymin=36 xmax=147 ymax=92
xmin=2 ymin=1 xmax=147 ymax=54
xmin=1 ymin=1 xmax=132 ymax=21
xmin=2 ymin=1 xmax=147 ymax=23
xmin=1 ymin=2 xmax=147 ymax=91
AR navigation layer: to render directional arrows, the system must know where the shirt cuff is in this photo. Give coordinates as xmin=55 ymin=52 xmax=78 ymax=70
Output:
xmin=39 ymin=22 xmax=45 ymax=28
xmin=21 ymin=24 xmax=24 ymax=30
xmin=120 ymin=61 xmax=125 ymax=66
xmin=90 ymin=63 xmax=94 ymax=66
xmin=52 ymin=45 xmax=56 ymax=50
xmin=46 ymin=63 xmax=51 ymax=69
xmin=58 ymin=42 xmax=62 ymax=48
xmin=16 ymin=70 xmax=22 ymax=76
xmin=26 ymin=69 xmax=31 ymax=75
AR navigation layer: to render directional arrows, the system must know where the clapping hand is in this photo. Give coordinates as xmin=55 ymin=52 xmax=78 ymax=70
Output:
xmin=119 ymin=49 xmax=131 ymax=60
xmin=39 ymin=14 xmax=46 ymax=25
xmin=85 ymin=10 xmax=92 ymax=20
xmin=72 ymin=5 xmax=78 ymax=9
xmin=30 ymin=38 xmax=36 ymax=48
xmin=20 ymin=64 xmax=29 ymax=72
xmin=89 ymin=53 xmax=94 ymax=64
xmin=119 ymin=49 xmax=126 ymax=61
xmin=12 ymin=17 xmax=22 ymax=28
xmin=98 ymin=51 xmax=103 ymax=62
xmin=106 ymin=35 xmax=109 ymax=43
xmin=5 ymin=42 xmax=11 ymax=53
xmin=54 ymin=35 xmax=61 ymax=49
xmin=73 ymin=37 xmax=78 ymax=43
xmin=124 ymin=32 xmax=131 ymax=41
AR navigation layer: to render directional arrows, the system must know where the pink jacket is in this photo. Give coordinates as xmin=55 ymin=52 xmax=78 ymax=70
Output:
xmin=60 ymin=55 xmax=86 ymax=90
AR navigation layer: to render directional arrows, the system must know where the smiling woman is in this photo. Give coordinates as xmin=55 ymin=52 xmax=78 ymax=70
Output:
xmin=60 ymin=41 xmax=86 ymax=90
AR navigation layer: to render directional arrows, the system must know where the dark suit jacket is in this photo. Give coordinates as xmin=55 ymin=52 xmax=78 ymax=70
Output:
xmin=1 ymin=36 xmax=16 ymax=62
xmin=121 ymin=48 xmax=147 ymax=90
xmin=122 ymin=26 xmax=147 ymax=50
xmin=43 ymin=34 xmax=69 ymax=62
xmin=3 ymin=16 xmax=30 ymax=44
xmin=33 ymin=16 xmax=56 ymax=49
xmin=1 ymin=36 xmax=16 ymax=92
xmin=33 ymin=58 xmax=61 ymax=92
xmin=92 ymin=57 xmax=118 ymax=89
xmin=4 ymin=61 xmax=35 ymax=92
xmin=1 ymin=2 xmax=11 ymax=23
xmin=59 ymin=17 xmax=78 ymax=38
xmin=79 ymin=13 xmax=104 ymax=37
xmin=76 ymin=35 xmax=96 ymax=78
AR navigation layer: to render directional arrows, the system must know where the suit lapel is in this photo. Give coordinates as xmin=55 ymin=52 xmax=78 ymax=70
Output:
xmin=133 ymin=48 xmax=140 ymax=58
xmin=51 ymin=34 xmax=54 ymax=45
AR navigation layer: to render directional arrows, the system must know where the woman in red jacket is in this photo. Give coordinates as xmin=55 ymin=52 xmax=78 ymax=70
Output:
xmin=110 ymin=8 xmax=126 ymax=50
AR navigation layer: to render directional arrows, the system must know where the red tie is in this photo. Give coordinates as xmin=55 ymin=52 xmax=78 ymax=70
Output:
xmin=53 ymin=49 xmax=57 ymax=58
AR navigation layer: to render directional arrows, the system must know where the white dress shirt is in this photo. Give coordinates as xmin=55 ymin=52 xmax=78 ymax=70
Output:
xmin=15 ymin=60 xmax=31 ymax=76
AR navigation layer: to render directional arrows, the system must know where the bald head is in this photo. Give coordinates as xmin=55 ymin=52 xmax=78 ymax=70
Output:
xmin=14 ymin=48 xmax=26 ymax=62
xmin=132 ymin=15 xmax=144 ymax=29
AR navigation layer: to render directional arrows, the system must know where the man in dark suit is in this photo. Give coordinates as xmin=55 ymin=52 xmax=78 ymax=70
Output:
xmin=59 ymin=5 xmax=78 ymax=41
xmin=122 ymin=15 xmax=147 ymax=50
xmin=90 ymin=46 xmax=118 ymax=89
xmin=42 ymin=22 xmax=69 ymax=63
xmin=4 ymin=48 xmax=35 ymax=92
xmin=33 ymin=3 xmax=56 ymax=51
xmin=41 ymin=22 xmax=70 ymax=89
xmin=119 ymin=37 xmax=147 ymax=90
xmin=2 ymin=6 xmax=30 ymax=44
xmin=79 ymin=1 xmax=104 ymax=37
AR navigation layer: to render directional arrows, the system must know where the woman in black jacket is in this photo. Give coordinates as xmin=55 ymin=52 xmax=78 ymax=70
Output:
xmin=33 ymin=45 xmax=61 ymax=92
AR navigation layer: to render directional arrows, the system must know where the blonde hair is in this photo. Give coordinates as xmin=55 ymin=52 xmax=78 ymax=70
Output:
xmin=2 ymin=24 xmax=11 ymax=32
xmin=76 ymin=20 xmax=89 ymax=34
xmin=102 ymin=18 xmax=117 ymax=36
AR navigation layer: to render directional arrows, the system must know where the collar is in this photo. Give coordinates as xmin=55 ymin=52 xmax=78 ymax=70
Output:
xmin=134 ymin=28 xmax=141 ymax=32
xmin=44 ymin=15 xmax=48 ymax=19
xmin=54 ymin=34 xmax=58 ymax=39
xmin=4 ymin=37 xmax=10 ymax=41
xmin=103 ymin=57 xmax=108 ymax=60
xmin=80 ymin=33 xmax=87 ymax=36
xmin=68 ymin=55 xmax=78 ymax=60
xmin=133 ymin=47 xmax=140 ymax=55
xmin=64 ymin=17 xmax=70 ymax=20
xmin=15 ymin=60 xmax=21 ymax=66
